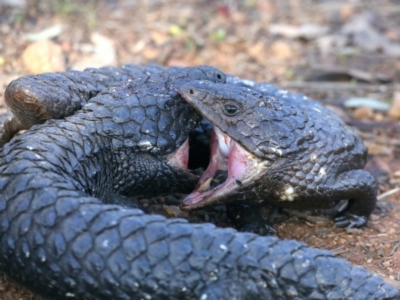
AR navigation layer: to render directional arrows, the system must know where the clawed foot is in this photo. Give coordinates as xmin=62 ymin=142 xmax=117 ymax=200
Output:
xmin=334 ymin=214 xmax=367 ymax=228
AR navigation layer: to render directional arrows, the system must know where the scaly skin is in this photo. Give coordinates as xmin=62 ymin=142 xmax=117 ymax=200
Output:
xmin=0 ymin=66 xmax=398 ymax=299
xmin=3 ymin=64 xmax=165 ymax=127
xmin=180 ymin=80 xmax=377 ymax=228
xmin=0 ymin=64 xmax=168 ymax=147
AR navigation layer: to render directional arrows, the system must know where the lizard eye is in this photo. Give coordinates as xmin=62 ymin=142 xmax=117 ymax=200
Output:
xmin=223 ymin=103 xmax=239 ymax=116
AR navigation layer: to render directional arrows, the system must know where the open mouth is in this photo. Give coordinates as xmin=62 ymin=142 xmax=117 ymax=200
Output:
xmin=179 ymin=126 xmax=259 ymax=210
xmin=167 ymin=138 xmax=190 ymax=171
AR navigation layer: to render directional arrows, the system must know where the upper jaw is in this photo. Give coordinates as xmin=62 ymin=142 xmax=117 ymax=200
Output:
xmin=180 ymin=126 xmax=265 ymax=211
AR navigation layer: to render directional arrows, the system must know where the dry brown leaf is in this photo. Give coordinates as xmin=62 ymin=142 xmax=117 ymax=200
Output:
xmin=269 ymin=24 xmax=328 ymax=40
xmin=247 ymin=42 xmax=265 ymax=59
xmin=270 ymin=40 xmax=294 ymax=59
xmin=352 ymin=106 xmax=374 ymax=120
xmin=22 ymin=39 xmax=65 ymax=73
xmin=149 ymin=30 xmax=168 ymax=45
xmin=364 ymin=141 xmax=392 ymax=156
xmin=231 ymin=12 xmax=246 ymax=23
xmin=388 ymin=91 xmax=400 ymax=120
xmin=166 ymin=59 xmax=190 ymax=67
xmin=142 ymin=46 xmax=160 ymax=60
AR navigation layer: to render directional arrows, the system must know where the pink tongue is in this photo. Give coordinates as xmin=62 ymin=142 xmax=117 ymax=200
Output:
xmin=194 ymin=130 xmax=221 ymax=189
xmin=181 ymin=135 xmax=251 ymax=209
xmin=228 ymin=142 xmax=249 ymax=181
xmin=167 ymin=138 xmax=189 ymax=170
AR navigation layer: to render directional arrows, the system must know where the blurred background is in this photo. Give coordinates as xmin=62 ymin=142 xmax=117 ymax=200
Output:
xmin=0 ymin=0 xmax=399 ymax=298
xmin=0 ymin=0 xmax=399 ymax=82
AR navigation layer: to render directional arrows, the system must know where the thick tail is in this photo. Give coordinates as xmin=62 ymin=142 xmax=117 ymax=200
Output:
xmin=0 ymin=168 xmax=398 ymax=299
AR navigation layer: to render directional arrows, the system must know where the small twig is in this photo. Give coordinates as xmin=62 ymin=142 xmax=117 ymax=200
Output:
xmin=358 ymin=132 xmax=400 ymax=146
xmin=330 ymin=246 xmax=351 ymax=256
xmin=378 ymin=187 xmax=400 ymax=201
xmin=347 ymin=120 xmax=400 ymax=132
xmin=390 ymin=241 xmax=400 ymax=256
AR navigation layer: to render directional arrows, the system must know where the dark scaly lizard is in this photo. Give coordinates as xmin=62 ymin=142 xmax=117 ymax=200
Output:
xmin=0 ymin=64 xmax=168 ymax=147
xmin=1 ymin=65 xmax=376 ymax=228
xmin=0 ymin=66 xmax=399 ymax=299
xmin=180 ymin=80 xmax=376 ymax=229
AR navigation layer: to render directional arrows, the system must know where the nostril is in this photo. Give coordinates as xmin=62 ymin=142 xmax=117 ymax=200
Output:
xmin=189 ymin=89 xmax=194 ymax=94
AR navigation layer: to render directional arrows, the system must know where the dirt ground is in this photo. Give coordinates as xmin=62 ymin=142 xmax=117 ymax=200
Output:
xmin=0 ymin=0 xmax=399 ymax=299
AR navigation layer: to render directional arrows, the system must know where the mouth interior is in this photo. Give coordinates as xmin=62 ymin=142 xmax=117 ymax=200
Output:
xmin=181 ymin=126 xmax=252 ymax=210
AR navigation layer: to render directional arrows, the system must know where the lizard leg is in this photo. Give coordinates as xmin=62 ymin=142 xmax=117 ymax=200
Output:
xmin=331 ymin=169 xmax=377 ymax=228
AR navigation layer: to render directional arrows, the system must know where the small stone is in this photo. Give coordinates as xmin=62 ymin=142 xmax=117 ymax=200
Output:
xmin=22 ymin=39 xmax=65 ymax=73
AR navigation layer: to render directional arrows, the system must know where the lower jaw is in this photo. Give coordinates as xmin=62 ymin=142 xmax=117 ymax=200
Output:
xmin=182 ymin=129 xmax=260 ymax=210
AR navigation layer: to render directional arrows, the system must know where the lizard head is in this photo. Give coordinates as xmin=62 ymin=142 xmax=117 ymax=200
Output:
xmin=179 ymin=80 xmax=299 ymax=210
